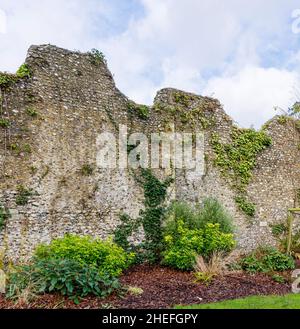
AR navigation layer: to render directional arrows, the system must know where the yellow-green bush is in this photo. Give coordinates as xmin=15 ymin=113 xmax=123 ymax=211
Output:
xmin=35 ymin=234 xmax=135 ymax=278
xmin=162 ymin=221 xmax=235 ymax=270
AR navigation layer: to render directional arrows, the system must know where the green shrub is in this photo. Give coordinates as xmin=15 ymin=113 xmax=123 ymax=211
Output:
xmin=272 ymin=274 xmax=286 ymax=284
xmin=164 ymin=199 xmax=234 ymax=239
xmin=6 ymin=259 xmax=119 ymax=303
xmin=201 ymin=223 xmax=236 ymax=256
xmin=240 ymin=247 xmax=295 ymax=273
xmin=239 ymin=254 xmax=266 ymax=273
xmin=271 ymin=223 xmax=287 ymax=237
xmin=163 ymin=201 xmax=197 ymax=238
xmin=162 ymin=220 xmax=204 ymax=270
xmin=197 ymin=198 xmax=234 ymax=233
xmin=35 ymin=234 xmax=134 ymax=278
xmin=263 ymin=248 xmax=295 ymax=271
xmin=162 ymin=220 xmax=235 ymax=270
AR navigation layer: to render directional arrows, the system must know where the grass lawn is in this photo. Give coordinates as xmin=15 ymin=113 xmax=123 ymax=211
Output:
xmin=176 ymin=294 xmax=300 ymax=309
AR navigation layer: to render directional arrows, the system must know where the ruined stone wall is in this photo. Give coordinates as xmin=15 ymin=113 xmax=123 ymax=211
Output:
xmin=0 ymin=45 xmax=299 ymax=262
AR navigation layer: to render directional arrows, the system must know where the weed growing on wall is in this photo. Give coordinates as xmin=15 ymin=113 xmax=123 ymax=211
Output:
xmin=15 ymin=185 xmax=34 ymax=206
xmin=0 ymin=64 xmax=31 ymax=89
xmin=0 ymin=118 xmax=10 ymax=128
xmin=80 ymin=164 xmax=94 ymax=176
xmin=127 ymin=102 xmax=150 ymax=120
xmin=16 ymin=64 xmax=31 ymax=79
xmin=88 ymin=49 xmax=107 ymax=66
xmin=0 ymin=204 xmax=10 ymax=231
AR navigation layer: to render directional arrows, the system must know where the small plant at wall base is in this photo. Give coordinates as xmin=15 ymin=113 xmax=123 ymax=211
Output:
xmin=240 ymin=247 xmax=295 ymax=273
xmin=6 ymin=259 xmax=120 ymax=304
xmin=271 ymin=223 xmax=287 ymax=238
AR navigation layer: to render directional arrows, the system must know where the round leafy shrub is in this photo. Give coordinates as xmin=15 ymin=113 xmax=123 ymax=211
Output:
xmin=6 ymin=259 xmax=120 ymax=303
xmin=162 ymin=220 xmax=235 ymax=270
xmin=240 ymin=247 xmax=295 ymax=273
xmin=34 ymin=234 xmax=135 ymax=278
xmin=201 ymin=223 xmax=236 ymax=256
xmin=162 ymin=221 xmax=204 ymax=270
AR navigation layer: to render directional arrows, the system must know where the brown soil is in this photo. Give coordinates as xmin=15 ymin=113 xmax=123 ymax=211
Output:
xmin=0 ymin=264 xmax=292 ymax=309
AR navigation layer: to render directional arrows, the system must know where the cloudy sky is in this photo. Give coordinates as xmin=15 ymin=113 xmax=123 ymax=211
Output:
xmin=0 ymin=0 xmax=300 ymax=128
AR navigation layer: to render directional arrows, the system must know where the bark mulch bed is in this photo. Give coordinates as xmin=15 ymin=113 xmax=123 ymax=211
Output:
xmin=0 ymin=264 xmax=292 ymax=309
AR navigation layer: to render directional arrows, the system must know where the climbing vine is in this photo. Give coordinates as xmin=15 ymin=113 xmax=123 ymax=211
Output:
xmin=114 ymin=168 xmax=173 ymax=262
xmin=211 ymin=127 xmax=272 ymax=217
xmin=235 ymin=196 xmax=256 ymax=217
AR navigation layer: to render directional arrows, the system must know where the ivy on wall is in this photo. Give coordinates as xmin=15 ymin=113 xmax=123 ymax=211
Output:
xmin=114 ymin=168 xmax=173 ymax=262
xmin=211 ymin=127 xmax=272 ymax=217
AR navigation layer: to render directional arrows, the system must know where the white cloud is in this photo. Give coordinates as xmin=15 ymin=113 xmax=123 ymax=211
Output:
xmin=0 ymin=0 xmax=111 ymax=72
xmin=0 ymin=8 xmax=6 ymax=34
xmin=204 ymin=66 xmax=300 ymax=128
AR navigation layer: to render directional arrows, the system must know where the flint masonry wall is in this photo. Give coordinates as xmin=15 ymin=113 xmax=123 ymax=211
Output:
xmin=0 ymin=45 xmax=299 ymax=262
